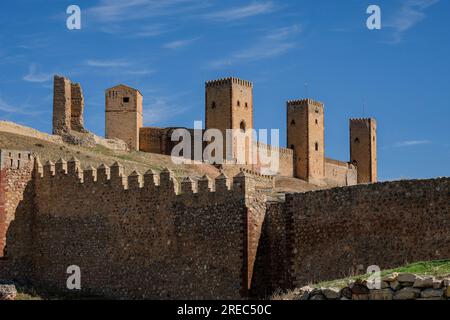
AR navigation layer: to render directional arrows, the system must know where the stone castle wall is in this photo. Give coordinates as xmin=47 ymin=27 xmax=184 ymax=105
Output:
xmin=252 ymin=177 xmax=450 ymax=296
xmin=0 ymin=150 xmax=33 ymax=258
xmin=324 ymin=158 xmax=357 ymax=186
xmin=1 ymin=151 xmax=448 ymax=299
xmin=2 ymin=157 xmax=260 ymax=299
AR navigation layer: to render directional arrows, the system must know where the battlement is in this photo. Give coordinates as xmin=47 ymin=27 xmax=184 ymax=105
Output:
xmin=287 ymin=98 xmax=324 ymax=109
xmin=205 ymin=77 xmax=253 ymax=88
xmin=350 ymin=118 xmax=376 ymax=124
xmin=35 ymin=157 xmax=253 ymax=204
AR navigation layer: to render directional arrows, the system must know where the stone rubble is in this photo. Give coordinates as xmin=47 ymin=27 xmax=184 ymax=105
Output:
xmin=287 ymin=273 xmax=450 ymax=300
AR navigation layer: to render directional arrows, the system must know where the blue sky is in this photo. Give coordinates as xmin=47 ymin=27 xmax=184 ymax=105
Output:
xmin=0 ymin=0 xmax=449 ymax=180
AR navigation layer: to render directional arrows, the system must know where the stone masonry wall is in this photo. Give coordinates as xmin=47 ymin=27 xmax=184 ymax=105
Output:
xmin=286 ymin=178 xmax=450 ymax=288
xmin=5 ymin=159 xmax=256 ymax=299
xmin=0 ymin=150 xmax=33 ymax=258
xmin=324 ymin=158 xmax=357 ymax=187
xmin=70 ymin=83 xmax=85 ymax=132
xmin=52 ymin=75 xmax=85 ymax=135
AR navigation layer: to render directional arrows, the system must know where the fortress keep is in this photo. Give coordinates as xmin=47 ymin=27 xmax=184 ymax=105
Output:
xmin=52 ymin=75 xmax=375 ymax=186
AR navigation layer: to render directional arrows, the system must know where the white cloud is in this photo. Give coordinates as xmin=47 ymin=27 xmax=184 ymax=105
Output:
xmin=0 ymin=97 xmax=43 ymax=116
xmin=387 ymin=0 xmax=439 ymax=43
xmin=125 ymin=69 xmax=154 ymax=75
xmin=163 ymin=38 xmax=199 ymax=49
xmin=204 ymin=2 xmax=275 ymax=21
xmin=23 ymin=64 xmax=52 ymax=83
xmin=85 ymin=0 xmax=209 ymax=22
xmin=85 ymin=59 xmax=131 ymax=68
xmin=133 ymin=24 xmax=169 ymax=38
xmin=143 ymin=96 xmax=190 ymax=124
xmin=394 ymin=140 xmax=431 ymax=147
xmin=208 ymin=24 xmax=301 ymax=69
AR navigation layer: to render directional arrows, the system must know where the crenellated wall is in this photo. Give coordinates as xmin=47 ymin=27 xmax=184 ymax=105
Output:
xmin=1 ymin=150 xmax=449 ymax=300
xmin=4 ymin=156 xmax=262 ymax=299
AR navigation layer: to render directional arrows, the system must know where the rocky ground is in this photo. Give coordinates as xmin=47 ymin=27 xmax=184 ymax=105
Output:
xmin=273 ymin=260 xmax=450 ymax=300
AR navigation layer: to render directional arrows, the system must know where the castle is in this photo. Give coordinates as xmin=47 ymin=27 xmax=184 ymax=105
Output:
xmin=0 ymin=75 xmax=448 ymax=300
xmin=53 ymin=75 xmax=376 ymax=186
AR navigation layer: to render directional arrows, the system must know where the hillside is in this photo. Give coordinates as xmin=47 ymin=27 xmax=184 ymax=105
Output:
xmin=0 ymin=121 xmax=321 ymax=193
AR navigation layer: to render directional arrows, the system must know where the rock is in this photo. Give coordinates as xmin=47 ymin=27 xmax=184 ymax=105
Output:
xmin=352 ymin=294 xmax=369 ymax=300
xmin=350 ymin=279 xmax=369 ymax=294
xmin=397 ymin=273 xmax=417 ymax=284
xmin=340 ymin=297 xmax=350 ymax=300
xmin=420 ymin=288 xmax=444 ymax=299
xmin=309 ymin=288 xmax=322 ymax=296
xmin=292 ymin=286 xmax=312 ymax=300
xmin=390 ymin=280 xmax=401 ymax=291
xmin=322 ymin=287 xmax=341 ymax=300
xmin=413 ymin=276 xmax=434 ymax=288
xmin=0 ymin=281 xmax=17 ymax=300
xmin=369 ymin=288 xmax=394 ymax=300
xmin=310 ymin=293 xmax=326 ymax=300
xmin=393 ymin=287 xmax=421 ymax=300
xmin=432 ymin=280 xmax=442 ymax=289
xmin=383 ymin=272 xmax=398 ymax=282
xmin=340 ymin=287 xmax=352 ymax=299
xmin=446 ymin=286 xmax=450 ymax=298
xmin=416 ymin=297 xmax=443 ymax=300
xmin=381 ymin=281 xmax=390 ymax=289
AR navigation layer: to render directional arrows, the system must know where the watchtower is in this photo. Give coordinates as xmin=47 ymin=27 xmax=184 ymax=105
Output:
xmin=205 ymin=77 xmax=253 ymax=163
xmin=105 ymin=85 xmax=143 ymax=150
xmin=287 ymin=99 xmax=325 ymax=182
xmin=349 ymin=118 xmax=377 ymax=183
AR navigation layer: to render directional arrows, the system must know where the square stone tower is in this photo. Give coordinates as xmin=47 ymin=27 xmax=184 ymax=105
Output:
xmin=350 ymin=118 xmax=377 ymax=183
xmin=287 ymin=99 xmax=325 ymax=182
xmin=205 ymin=77 xmax=253 ymax=163
xmin=52 ymin=75 xmax=86 ymax=135
xmin=52 ymin=75 xmax=72 ymax=134
xmin=105 ymin=85 xmax=143 ymax=150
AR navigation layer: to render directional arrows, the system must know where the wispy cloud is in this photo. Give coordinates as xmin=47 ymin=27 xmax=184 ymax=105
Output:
xmin=394 ymin=140 xmax=432 ymax=147
xmin=163 ymin=37 xmax=199 ymax=49
xmin=85 ymin=0 xmax=209 ymax=22
xmin=0 ymin=97 xmax=43 ymax=116
xmin=133 ymin=24 xmax=169 ymax=38
xmin=143 ymin=96 xmax=190 ymax=124
xmin=125 ymin=69 xmax=154 ymax=76
xmin=23 ymin=64 xmax=52 ymax=83
xmin=208 ymin=24 xmax=301 ymax=69
xmin=204 ymin=2 xmax=275 ymax=21
xmin=85 ymin=59 xmax=131 ymax=68
xmin=386 ymin=0 xmax=439 ymax=43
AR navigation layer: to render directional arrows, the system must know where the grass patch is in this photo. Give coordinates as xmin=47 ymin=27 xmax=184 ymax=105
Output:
xmin=313 ymin=260 xmax=450 ymax=289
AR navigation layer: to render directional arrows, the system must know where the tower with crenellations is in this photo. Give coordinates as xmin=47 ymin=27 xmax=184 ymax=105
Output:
xmin=286 ymin=99 xmax=325 ymax=183
xmin=349 ymin=118 xmax=377 ymax=183
xmin=205 ymin=77 xmax=254 ymax=164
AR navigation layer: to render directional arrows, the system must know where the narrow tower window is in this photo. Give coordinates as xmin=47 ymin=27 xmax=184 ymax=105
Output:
xmin=354 ymin=138 xmax=360 ymax=144
xmin=123 ymin=97 xmax=130 ymax=103
xmin=211 ymin=102 xmax=216 ymax=109
xmin=315 ymin=142 xmax=319 ymax=151
xmin=237 ymin=100 xmax=241 ymax=107
xmin=245 ymin=102 xmax=248 ymax=108
xmin=240 ymin=121 xmax=246 ymax=132
xmin=290 ymin=119 xmax=296 ymax=126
